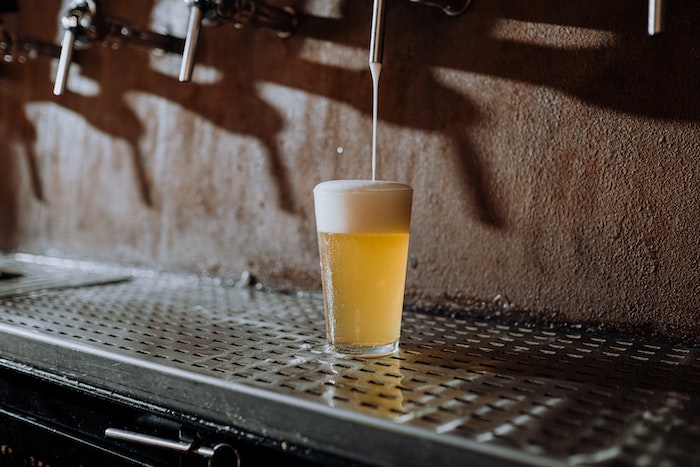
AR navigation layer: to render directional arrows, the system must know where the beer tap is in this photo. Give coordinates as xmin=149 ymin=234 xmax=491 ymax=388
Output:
xmin=180 ymin=1 xmax=213 ymax=83
xmin=648 ymin=0 xmax=666 ymax=35
xmin=54 ymin=0 xmax=99 ymax=96
xmin=51 ymin=1 xmax=184 ymax=96
xmin=407 ymin=0 xmax=471 ymax=16
xmin=178 ymin=0 xmax=297 ymax=82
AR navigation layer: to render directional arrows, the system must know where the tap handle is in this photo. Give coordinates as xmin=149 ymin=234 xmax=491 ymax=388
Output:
xmin=53 ymin=0 xmax=98 ymax=96
xmin=648 ymin=0 xmax=666 ymax=35
xmin=370 ymin=0 xmax=387 ymax=65
xmin=53 ymin=29 xmax=75 ymax=95
xmin=179 ymin=1 xmax=204 ymax=82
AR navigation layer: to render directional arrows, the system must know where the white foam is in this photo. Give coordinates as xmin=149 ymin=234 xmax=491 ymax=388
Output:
xmin=314 ymin=180 xmax=412 ymax=234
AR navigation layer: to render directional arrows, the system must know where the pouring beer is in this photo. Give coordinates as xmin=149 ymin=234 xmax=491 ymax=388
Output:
xmin=314 ymin=180 xmax=412 ymax=357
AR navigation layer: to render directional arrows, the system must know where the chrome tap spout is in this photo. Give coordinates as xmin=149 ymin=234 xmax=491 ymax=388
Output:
xmin=648 ymin=0 xmax=666 ymax=35
xmin=53 ymin=0 xmax=97 ymax=96
xmin=179 ymin=1 xmax=205 ymax=82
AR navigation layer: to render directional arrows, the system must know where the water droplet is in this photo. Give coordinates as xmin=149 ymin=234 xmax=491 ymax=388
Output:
xmin=493 ymin=294 xmax=514 ymax=311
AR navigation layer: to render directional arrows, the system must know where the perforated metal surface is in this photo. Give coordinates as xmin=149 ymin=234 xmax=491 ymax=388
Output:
xmin=0 ymin=253 xmax=130 ymax=297
xmin=0 ymin=254 xmax=698 ymax=466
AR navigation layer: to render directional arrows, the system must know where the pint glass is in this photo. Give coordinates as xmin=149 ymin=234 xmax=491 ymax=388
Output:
xmin=314 ymin=180 xmax=412 ymax=357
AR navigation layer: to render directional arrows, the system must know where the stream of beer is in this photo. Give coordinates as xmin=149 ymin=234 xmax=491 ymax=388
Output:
xmin=370 ymin=61 xmax=381 ymax=181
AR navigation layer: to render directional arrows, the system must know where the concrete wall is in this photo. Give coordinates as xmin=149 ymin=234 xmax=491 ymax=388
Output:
xmin=1 ymin=0 xmax=699 ymax=339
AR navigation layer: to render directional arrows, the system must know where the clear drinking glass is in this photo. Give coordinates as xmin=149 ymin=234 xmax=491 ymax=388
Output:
xmin=314 ymin=180 xmax=412 ymax=357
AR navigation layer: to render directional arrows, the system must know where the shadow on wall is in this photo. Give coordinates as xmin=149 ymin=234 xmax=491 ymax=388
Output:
xmin=0 ymin=0 xmax=698 ymax=236
xmin=0 ymin=134 xmax=18 ymax=250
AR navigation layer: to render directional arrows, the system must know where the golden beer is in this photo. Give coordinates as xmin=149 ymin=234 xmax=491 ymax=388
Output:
xmin=314 ymin=180 xmax=412 ymax=357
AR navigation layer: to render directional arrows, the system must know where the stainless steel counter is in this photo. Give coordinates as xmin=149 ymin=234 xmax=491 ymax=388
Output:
xmin=0 ymin=254 xmax=698 ymax=466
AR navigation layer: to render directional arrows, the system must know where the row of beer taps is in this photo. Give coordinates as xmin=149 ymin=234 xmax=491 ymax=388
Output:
xmin=52 ymin=0 xmax=300 ymax=95
xmin=1 ymin=0 xmax=668 ymax=97
xmin=0 ymin=0 xmax=472 ymax=97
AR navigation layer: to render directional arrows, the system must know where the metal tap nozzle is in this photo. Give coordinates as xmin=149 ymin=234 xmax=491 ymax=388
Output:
xmin=179 ymin=0 xmax=215 ymax=82
xmin=179 ymin=2 xmax=202 ymax=82
xmin=53 ymin=0 xmax=98 ymax=96
xmin=648 ymin=0 xmax=666 ymax=35
xmin=407 ymin=0 xmax=471 ymax=16
xmin=370 ymin=0 xmax=387 ymax=66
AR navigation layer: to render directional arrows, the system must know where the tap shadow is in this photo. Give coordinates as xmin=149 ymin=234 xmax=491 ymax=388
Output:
xmin=1 ymin=6 xmax=156 ymax=208
xmin=0 ymin=19 xmax=45 ymax=205
xmin=275 ymin=1 xmax=505 ymax=225
xmin=0 ymin=85 xmax=20 ymax=249
xmin=0 ymin=80 xmax=43 ymax=202
xmin=1 ymin=58 xmax=156 ymax=208
xmin=1 ymin=0 xmax=297 ymax=213
xmin=2 ymin=0 xmax=699 ymax=229
xmin=1 ymin=0 xmax=503 ymax=225
xmin=303 ymin=0 xmax=700 ymax=122
xmin=261 ymin=0 xmax=699 ymax=224
xmin=294 ymin=0 xmax=700 ymax=225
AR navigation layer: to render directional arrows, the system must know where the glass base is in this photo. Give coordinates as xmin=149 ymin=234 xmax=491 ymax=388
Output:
xmin=327 ymin=341 xmax=398 ymax=358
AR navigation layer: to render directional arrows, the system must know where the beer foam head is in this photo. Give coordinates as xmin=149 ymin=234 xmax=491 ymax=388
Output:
xmin=314 ymin=180 xmax=412 ymax=234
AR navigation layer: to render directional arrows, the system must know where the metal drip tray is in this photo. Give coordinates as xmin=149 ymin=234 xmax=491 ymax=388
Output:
xmin=0 ymin=253 xmax=131 ymax=297
xmin=0 ymin=254 xmax=698 ymax=466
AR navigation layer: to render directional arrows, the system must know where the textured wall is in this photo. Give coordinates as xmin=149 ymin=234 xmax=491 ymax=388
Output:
xmin=1 ymin=0 xmax=699 ymax=339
